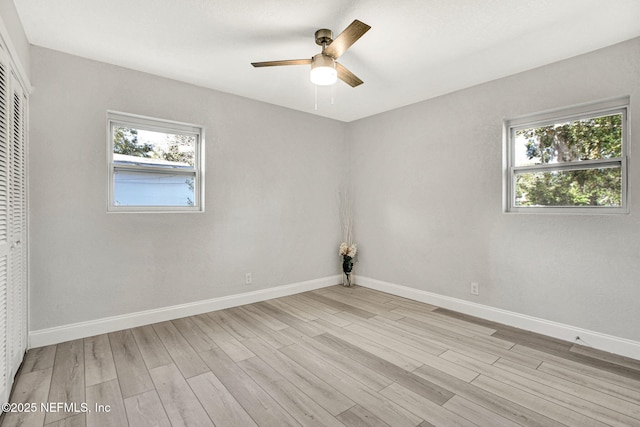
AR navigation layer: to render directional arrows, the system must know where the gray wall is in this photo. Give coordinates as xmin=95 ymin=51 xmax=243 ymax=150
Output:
xmin=349 ymin=37 xmax=640 ymax=342
xmin=29 ymin=46 xmax=346 ymax=330
xmin=28 ymin=37 xmax=640 ymax=344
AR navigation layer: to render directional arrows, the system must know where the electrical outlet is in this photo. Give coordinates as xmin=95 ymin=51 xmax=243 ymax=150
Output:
xmin=245 ymin=272 xmax=252 ymax=285
xmin=470 ymin=282 xmax=479 ymax=295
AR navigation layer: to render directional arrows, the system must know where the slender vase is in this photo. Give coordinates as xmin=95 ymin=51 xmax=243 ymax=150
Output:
xmin=342 ymin=255 xmax=354 ymax=287
xmin=343 ymin=272 xmax=356 ymax=287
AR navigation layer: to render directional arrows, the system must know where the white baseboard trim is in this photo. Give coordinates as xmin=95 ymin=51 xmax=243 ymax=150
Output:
xmin=357 ymin=276 xmax=640 ymax=361
xmin=29 ymin=275 xmax=341 ymax=348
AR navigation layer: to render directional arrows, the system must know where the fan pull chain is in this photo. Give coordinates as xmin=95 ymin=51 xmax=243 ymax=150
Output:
xmin=314 ymin=84 xmax=318 ymax=110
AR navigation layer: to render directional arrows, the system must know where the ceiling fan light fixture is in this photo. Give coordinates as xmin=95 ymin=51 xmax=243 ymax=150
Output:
xmin=310 ymin=54 xmax=337 ymax=86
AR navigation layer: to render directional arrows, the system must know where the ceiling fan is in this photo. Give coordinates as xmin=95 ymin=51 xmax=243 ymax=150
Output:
xmin=251 ymin=19 xmax=371 ymax=87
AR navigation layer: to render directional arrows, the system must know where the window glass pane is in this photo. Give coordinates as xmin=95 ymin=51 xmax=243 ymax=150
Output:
xmin=113 ymin=170 xmax=195 ymax=207
xmin=108 ymin=112 xmax=203 ymax=212
xmin=113 ymin=127 xmax=196 ymax=168
xmin=514 ymin=113 xmax=622 ymax=167
xmin=515 ymin=167 xmax=621 ymax=207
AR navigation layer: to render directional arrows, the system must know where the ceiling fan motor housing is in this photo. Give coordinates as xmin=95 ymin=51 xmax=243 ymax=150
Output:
xmin=315 ymin=29 xmax=333 ymax=48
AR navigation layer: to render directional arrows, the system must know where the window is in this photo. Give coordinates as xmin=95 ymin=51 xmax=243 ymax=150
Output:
xmin=505 ymin=98 xmax=628 ymax=213
xmin=107 ymin=111 xmax=204 ymax=212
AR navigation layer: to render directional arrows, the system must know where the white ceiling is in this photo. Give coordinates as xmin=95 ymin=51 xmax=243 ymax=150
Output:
xmin=13 ymin=0 xmax=640 ymax=122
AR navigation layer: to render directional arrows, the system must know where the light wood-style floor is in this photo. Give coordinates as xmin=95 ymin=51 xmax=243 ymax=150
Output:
xmin=3 ymin=285 xmax=640 ymax=427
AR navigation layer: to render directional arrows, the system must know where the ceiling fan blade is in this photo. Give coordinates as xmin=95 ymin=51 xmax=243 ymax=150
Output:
xmin=251 ymin=59 xmax=311 ymax=67
xmin=336 ymin=62 xmax=363 ymax=87
xmin=324 ymin=19 xmax=371 ymax=59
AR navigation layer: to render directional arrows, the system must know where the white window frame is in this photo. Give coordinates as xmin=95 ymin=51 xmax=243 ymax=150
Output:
xmin=504 ymin=97 xmax=629 ymax=214
xmin=107 ymin=111 xmax=205 ymax=213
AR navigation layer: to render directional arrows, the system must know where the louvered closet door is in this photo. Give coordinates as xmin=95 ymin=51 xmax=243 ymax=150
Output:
xmin=0 ymin=51 xmax=12 ymax=405
xmin=0 ymin=53 xmax=27 ymax=404
xmin=8 ymin=74 xmax=26 ymax=378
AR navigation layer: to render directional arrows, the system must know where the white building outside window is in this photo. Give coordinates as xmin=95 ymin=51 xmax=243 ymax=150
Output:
xmin=107 ymin=111 xmax=204 ymax=212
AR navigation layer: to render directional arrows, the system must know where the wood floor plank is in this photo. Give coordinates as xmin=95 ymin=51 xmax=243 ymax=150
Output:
xmin=243 ymin=336 xmax=355 ymax=415
xmin=426 ymin=310 xmax=499 ymax=336
xmin=85 ymin=379 xmax=128 ymax=427
xmin=381 ymin=294 xmax=438 ymax=311
xmin=457 ymin=338 xmax=540 ymax=369
xmin=20 ymin=345 xmax=56 ymax=374
xmin=489 ymin=323 xmax=574 ymax=354
xmin=130 ymin=325 xmax=173 ymax=369
xmin=494 ymin=358 xmax=640 ymax=425
xmin=279 ymin=331 xmax=394 ymax=391
xmin=314 ymin=330 xmax=456 ymax=405
xmin=123 ymin=390 xmax=171 ymax=427
xmin=314 ymin=320 xmax=423 ymax=371
xmin=345 ymin=321 xmax=446 ymax=363
xmin=393 ymin=307 xmax=494 ymax=337
xmin=330 ymin=285 xmax=395 ymax=305
xmin=311 ymin=285 xmax=336 ymax=294
xmin=570 ymin=343 xmax=640 ymax=372
xmin=398 ymin=317 xmax=502 ymax=364
xmin=351 ymin=287 xmax=396 ymax=304
xmin=256 ymin=301 xmax=325 ymax=336
xmin=415 ymin=325 xmax=531 ymax=368
xmin=336 ymin=405 xmax=391 ymax=427
xmin=445 ymin=349 xmax=640 ymax=426
xmin=238 ymin=355 xmax=345 ymax=427
xmin=492 ymin=319 xmax=640 ymax=381
xmin=171 ymin=317 xmax=218 ymax=352
xmin=44 ymin=414 xmax=86 ymax=426
xmin=149 ymin=363 xmax=214 ymax=427
xmin=506 ymin=335 xmax=640 ymax=382
xmin=471 ymin=375 xmax=609 ymax=426
xmin=439 ymin=349 xmax=509 ymax=375
xmin=304 ymin=291 xmax=376 ymax=319
xmin=321 ymin=290 xmax=399 ymax=315
xmin=434 ymin=307 xmax=573 ymax=360
xmin=281 ymin=294 xmax=353 ymax=327
xmin=345 ymin=316 xmax=481 ymax=381
xmin=225 ymin=306 xmax=295 ymax=349
xmin=350 ymin=315 xmax=447 ymax=355
xmin=2 ymin=367 xmax=52 ymax=427
xmin=187 ymin=372 xmax=257 ymax=427
xmin=290 ymin=292 xmax=343 ymax=315
xmin=463 ymin=332 xmax=516 ymax=351
xmin=443 ymin=395 xmax=522 ymax=427
xmin=315 ymin=326 xmax=419 ymax=377
xmin=278 ymin=343 xmax=422 ymax=427
xmin=268 ymin=297 xmax=318 ymax=321
xmin=394 ymin=368 xmax=456 ymax=406
xmin=191 ymin=313 xmax=235 ymax=343
xmin=198 ymin=347 xmax=300 ymax=427
xmin=409 ymin=321 xmax=538 ymax=366
xmin=207 ymin=309 xmax=257 ymax=341
xmin=45 ymin=340 xmax=85 ymax=424
xmin=414 ymin=364 xmax=564 ymax=427
xmin=216 ymin=338 xmax=256 ymax=362
xmin=84 ymin=334 xmax=117 ymax=387
xmin=380 ymin=382 xmax=475 ymax=427
xmin=236 ymin=303 xmax=289 ymax=331
xmin=152 ymin=321 xmax=209 ymax=378
xmin=108 ymin=330 xmax=155 ymax=399
xmin=538 ymin=360 xmax=640 ymax=405
xmin=512 ymin=344 xmax=640 ymax=389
